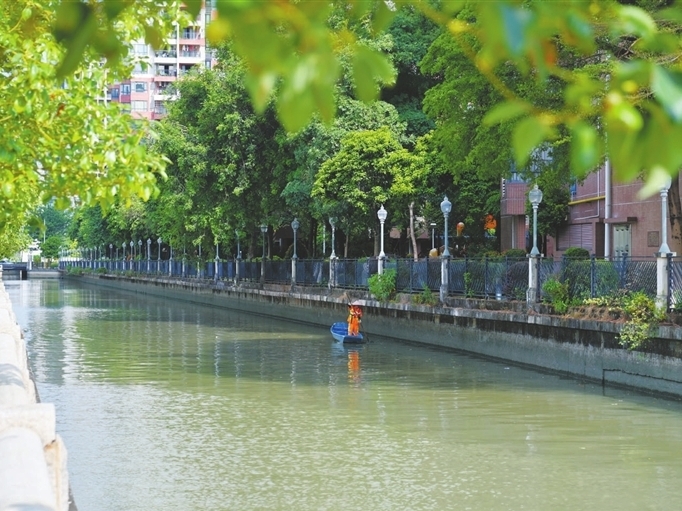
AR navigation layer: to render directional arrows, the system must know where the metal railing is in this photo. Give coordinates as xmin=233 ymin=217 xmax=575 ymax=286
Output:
xmin=59 ymin=254 xmax=682 ymax=308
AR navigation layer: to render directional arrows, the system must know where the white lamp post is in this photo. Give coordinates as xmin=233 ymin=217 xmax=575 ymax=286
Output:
xmin=291 ymin=217 xmax=299 ymax=286
xmin=291 ymin=218 xmax=300 ymax=260
xmin=130 ymin=240 xmax=134 ymax=270
xmin=659 ymin=176 xmax=673 ymax=255
xmin=146 ymin=238 xmax=151 ymax=273
xmin=215 ymin=242 xmax=220 ymax=281
xmin=235 ymin=229 xmax=241 ymax=283
xmin=377 ymin=205 xmax=387 ymax=275
xmin=529 ymin=184 xmax=543 ymax=256
xmin=260 ymin=224 xmax=267 ymax=284
xmin=157 ymin=238 xmax=162 ymax=274
xmin=329 ymin=217 xmax=337 ymax=259
xmin=440 ymin=196 xmax=452 ymax=257
xmin=440 ymin=196 xmax=452 ymax=303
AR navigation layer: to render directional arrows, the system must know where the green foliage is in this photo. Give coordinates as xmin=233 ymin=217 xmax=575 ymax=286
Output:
xmin=1 ymin=0 xmax=167 ymax=254
xmin=96 ymin=267 xmax=108 ymax=274
xmin=584 ymin=290 xmax=664 ymax=350
xmin=619 ymin=292 xmax=665 ymax=350
xmin=542 ymin=277 xmax=570 ymax=314
xmin=45 ymin=0 xmax=682 ymax=193
xmin=368 ymin=269 xmax=396 ymax=302
xmin=413 ymin=284 xmax=438 ymax=306
xmin=463 ymin=271 xmax=474 ymax=298
xmin=564 ymin=247 xmax=590 ymax=259
xmin=41 ymin=235 xmax=63 ymax=260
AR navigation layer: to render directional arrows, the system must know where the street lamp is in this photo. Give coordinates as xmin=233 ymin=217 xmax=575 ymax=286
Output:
xmin=235 ymin=229 xmax=241 ymax=260
xmin=377 ymin=205 xmax=387 ymax=275
xmin=430 ymin=222 xmax=436 ymax=250
xmin=157 ymin=237 xmax=162 ymax=262
xmin=147 ymin=239 xmax=151 ymax=260
xmin=329 ymin=217 xmax=337 ymax=259
xmin=130 ymin=240 xmax=134 ymax=257
xmin=659 ymin=176 xmax=673 ymax=254
xmin=291 ymin=218 xmax=300 ymax=259
xmin=291 ymin=217 xmax=300 ymax=287
xmin=138 ymin=239 xmax=142 ymax=257
xmin=260 ymin=224 xmax=267 ymax=284
xmin=122 ymin=241 xmax=126 ymax=260
xmin=529 ymin=184 xmax=543 ymax=256
xmin=109 ymin=243 xmax=113 ymax=259
xmin=440 ymin=196 xmax=452 ymax=257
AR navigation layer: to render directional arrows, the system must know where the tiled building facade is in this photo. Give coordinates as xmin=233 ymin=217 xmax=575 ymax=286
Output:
xmin=501 ymin=165 xmax=682 ymax=258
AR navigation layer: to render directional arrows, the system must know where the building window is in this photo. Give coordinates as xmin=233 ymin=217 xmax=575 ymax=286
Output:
xmin=131 ymin=100 xmax=148 ymax=112
xmin=110 ymin=88 xmax=120 ymax=99
xmin=133 ymin=44 xmax=148 ymax=56
xmin=120 ymin=84 xmax=131 ymax=95
xmin=133 ymin=82 xmax=147 ymax=93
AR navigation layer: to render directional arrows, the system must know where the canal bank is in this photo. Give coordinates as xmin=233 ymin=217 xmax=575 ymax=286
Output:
xmin=69 ymin=273 xmax=682 ymax=400
xmin=0 ymin=278 xmax=71 ymax=511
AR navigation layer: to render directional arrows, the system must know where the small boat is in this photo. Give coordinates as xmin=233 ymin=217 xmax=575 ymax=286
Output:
xmin=330 ymin=322 xmax=365 ymax=344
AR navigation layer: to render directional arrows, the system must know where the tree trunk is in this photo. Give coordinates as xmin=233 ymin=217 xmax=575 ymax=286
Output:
xmin=668 ymin=176 xmax=682 ymax=254
xmin=408 ymin=202 xmax=418 ymax=261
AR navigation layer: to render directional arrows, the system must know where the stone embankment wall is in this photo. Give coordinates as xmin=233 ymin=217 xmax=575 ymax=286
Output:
xmin=77 ymin=274 xmax=682 ymax=400
xmin=0 ymin=279 xmax=70 ymax=511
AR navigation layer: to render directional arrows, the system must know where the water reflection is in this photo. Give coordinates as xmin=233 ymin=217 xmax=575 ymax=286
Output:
xmin=8 ymin=279 xmax=682 ymax=511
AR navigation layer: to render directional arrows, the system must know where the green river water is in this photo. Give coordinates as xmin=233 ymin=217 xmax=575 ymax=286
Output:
xmin=8 ymin=279 xmax=682 ymax=511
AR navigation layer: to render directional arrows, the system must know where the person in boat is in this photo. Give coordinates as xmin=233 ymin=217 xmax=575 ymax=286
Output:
xmin=347 ymin=304 xmax=362 ymax=336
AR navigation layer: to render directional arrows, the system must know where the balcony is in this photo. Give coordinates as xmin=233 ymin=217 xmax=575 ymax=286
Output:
xmin=155 ymin=67 xmax=177 ymax=79
xmin=155 ymin=50 xmax=177 ymax=59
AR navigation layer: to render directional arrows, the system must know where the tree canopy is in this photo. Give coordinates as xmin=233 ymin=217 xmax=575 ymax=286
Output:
xmin=51 ymin=0 xmax=682 ymax=190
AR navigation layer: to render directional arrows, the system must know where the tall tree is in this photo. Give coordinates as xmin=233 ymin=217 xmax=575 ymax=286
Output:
xmin=0 ymin=0 xmax=168 ymax=255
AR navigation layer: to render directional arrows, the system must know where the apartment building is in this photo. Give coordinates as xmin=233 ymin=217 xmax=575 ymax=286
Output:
xmin=108 ymin=3 xmax=214 ymax=120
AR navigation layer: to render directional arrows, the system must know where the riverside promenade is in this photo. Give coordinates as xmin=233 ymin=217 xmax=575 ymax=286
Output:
xmin=71 ymin=272 xmax=682 ymax=400
xmin=0 ymin=277 xmax=70 ymax=511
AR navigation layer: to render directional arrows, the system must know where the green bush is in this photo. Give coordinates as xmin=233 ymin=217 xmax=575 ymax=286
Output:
xmin=542 ymin=276 xmax=569 ymax=314
xmin=619 ymin=291 xmax=665 ymax=350
xmin=368 ymin=269 xmax=396 ymax=302
xmin=413 ymin=284 xmax=438 ymax=306
xmin=96 ymin=267 xmax=108 ymax=274
xmin=586 ymin=290 xmax=664 ymax=350
xmin=564 ymin=247 xmax=590 ymax=259
xmin=464 ymin=272 xmax=474 ymax=298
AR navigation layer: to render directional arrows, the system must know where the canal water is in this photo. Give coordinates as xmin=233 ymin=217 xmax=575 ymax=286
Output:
xmin=8 ymin=279 xmax=682 ymax=511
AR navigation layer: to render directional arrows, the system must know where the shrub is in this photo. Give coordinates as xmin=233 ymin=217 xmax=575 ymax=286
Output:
xmin=96 ymin=267 xmax=108 ymax=274
xmin=542 ymin=276 xmax=569 ymax=314
xmin=413 ymin=284 xmax=438 ymax=306
xmin=464 ymin=272 xmax=474 ymax=298
xmin=618 ymin=291 xmax=665 ymax=350
xmin=368 ymin=269 xmax=396 ymax=302
xmin=563 ymin=247 xmax=590 ymax=259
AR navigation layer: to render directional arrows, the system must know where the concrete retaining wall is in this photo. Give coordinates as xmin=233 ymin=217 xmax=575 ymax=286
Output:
xmin=0 ymin=280 xmax=70 ymax=511
xmin=78 ymin=274 xmax=682 ymax=400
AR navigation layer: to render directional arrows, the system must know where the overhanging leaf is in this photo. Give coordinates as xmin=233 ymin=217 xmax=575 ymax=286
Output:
xmin=483 ymin=101 xmax=531 ymax=126
xmin=651 ymin=65 xmax=682 ymax=123
xmin=512 ymin=116 xmax=550 ymax=168
xmin=570 ymin=122 xmax=601 ymax=178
